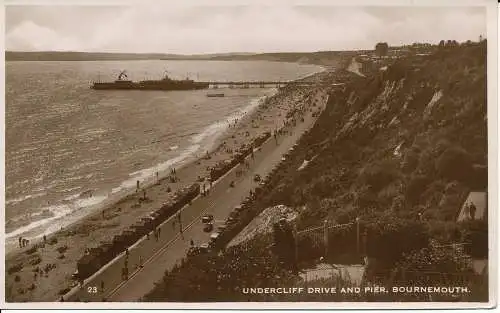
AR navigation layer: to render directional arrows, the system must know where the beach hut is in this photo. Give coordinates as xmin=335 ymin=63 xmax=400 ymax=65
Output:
xmin=149 ymin=210 xmax=162 ymax=226
xmin=160 ymin=202 xmax=174 ymax=218
xmin=98 ymin=241 xmax=116 ymax=264
xmin=77 ymin=254 xmax=99 ymax=280
xmin=140 ymin=217 xmax=154 ymax=229
xmin=111 ymin=234 xmax=130 ymax=253
xmin=122 ymin=229 xmax=139 ymax=246
xmin=85 ymin=243 xmax=112 ymax=269
xmin=129 ymin=221 xmax=148 ymax=237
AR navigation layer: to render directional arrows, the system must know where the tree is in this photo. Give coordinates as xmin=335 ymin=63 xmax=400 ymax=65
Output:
xmin=438 ymin=40 xmax=445 ymax=48
xmin=435 ymin=146 xmax=473 ymax=182
xmin=392 ymin=243 xmax=481 ymax=300
xmin=375 ymin=42 xmax=389 ymax=57
xmin=365 ymin=217 xmax=429 ymax=267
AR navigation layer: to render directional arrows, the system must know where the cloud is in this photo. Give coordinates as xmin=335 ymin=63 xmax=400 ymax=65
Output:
xmin=6 ymin=20 xmax=83 ymax=51
xmin=5 ymin=5 xmax=487 ymax=53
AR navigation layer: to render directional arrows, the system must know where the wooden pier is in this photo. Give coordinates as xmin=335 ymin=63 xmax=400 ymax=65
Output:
xmin=197 ymin=80 xmax=316 ymax=89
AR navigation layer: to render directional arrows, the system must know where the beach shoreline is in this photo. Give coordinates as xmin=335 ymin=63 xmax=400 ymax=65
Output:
xmin=5 ymin=66 xmax=327 ymax=243
xmin=4 ymin=87 xmax=277 ymax=253
xmin=5 ymin=69 xmax=331 ymax=302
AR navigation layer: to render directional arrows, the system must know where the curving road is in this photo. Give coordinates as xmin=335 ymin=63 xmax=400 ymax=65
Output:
xmin=65 ymin=91 xmax=326 ymax=302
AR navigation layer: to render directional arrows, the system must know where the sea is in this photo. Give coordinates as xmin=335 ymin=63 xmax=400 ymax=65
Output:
xmin=5 ymin=59 xmax=323 ymax=246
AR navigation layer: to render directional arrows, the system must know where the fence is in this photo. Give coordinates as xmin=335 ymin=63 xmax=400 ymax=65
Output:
xmin=294 ymin=219 xmax=362 ymax=264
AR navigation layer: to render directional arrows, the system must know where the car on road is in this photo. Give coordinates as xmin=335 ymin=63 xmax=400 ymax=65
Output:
xmin=234 ymin=205 xmax=244 ymax=212
xmin=187 ymin=244 xmax=211 ymax=256
xmin=199 ymin=243 xmax=210 ymax=252
xmin=210 ymin=232 xmax=220 ymax=242
xmin=218 ymin=225 xmax=227 ymax=232
xmin=201 ymin=214 xmax=214 ymax=224
xmin=203 ymin=223 xmax=214 ymax=233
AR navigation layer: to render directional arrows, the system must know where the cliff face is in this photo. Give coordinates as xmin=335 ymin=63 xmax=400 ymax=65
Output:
xmin=266 ymin=42 xmax=486 ymax=229
xmin=144 ymin=42 xmax=488 ymax=302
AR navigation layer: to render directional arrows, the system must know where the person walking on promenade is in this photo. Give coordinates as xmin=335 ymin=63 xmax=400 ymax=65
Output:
xmin=158 ymin=227 xmax=161 ymax=238
xmin=469 ymin=203 xmax=477 ymax=220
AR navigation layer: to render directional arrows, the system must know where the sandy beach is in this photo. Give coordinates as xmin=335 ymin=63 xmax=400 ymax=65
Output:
xmin=5 ymin=71 xmax=331 ymax=302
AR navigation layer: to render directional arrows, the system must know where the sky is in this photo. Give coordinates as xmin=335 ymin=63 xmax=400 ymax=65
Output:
xmin=4 ymin=4 xmax=487 ymax=54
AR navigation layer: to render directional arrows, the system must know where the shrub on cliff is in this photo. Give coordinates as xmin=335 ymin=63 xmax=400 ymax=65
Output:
xmin=460 ymin=219 xmax=488 ymax=259
xmin=358 ymin=159 xmax=401 ymax=193
xmin=392 ymin=242 xmax=482 ymax=301
xmin=436 ymin=146 xmax=473 ymax=182
xmin=405 ymin=174 xmax=432 ymax=205
xmin=364 ymin=216 xmax=429 ymax=268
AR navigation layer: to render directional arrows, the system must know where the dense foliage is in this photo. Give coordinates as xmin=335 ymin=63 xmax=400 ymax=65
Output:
xmin=145 ymin=42 xmax=487 ymax=302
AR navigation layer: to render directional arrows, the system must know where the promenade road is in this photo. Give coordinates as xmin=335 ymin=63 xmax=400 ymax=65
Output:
xmin=66 ymin=92 xmax=326 ymax=302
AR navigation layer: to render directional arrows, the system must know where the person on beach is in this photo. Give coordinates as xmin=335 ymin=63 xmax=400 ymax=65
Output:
xmin=136 ymin=180 xmax=140 ymax=193
xmin=190 ymin=239 xmax=194 ymax=246
xmin=19 ymin=237 xmax=22 ymax=248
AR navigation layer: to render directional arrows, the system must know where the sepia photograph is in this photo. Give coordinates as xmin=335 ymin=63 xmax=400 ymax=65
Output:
xmin=2 ymin=0 xmax=497 ymax=308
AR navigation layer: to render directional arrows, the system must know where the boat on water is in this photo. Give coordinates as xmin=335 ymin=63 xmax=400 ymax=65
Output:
xmin=91 ymin=70 xmax=209 ymax=91
xmin=206 ymin=93 xmax=225 ymax=97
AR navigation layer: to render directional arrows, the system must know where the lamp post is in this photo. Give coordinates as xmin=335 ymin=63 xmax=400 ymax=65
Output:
xmin=356 ymin=217 xmax=360 ymax=257
xmin=323 ymin=219 xmax=329 ymax=259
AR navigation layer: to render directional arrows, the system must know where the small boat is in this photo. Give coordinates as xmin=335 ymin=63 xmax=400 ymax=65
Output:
xmin=207 ymin=93 xmax=225 ymax=97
